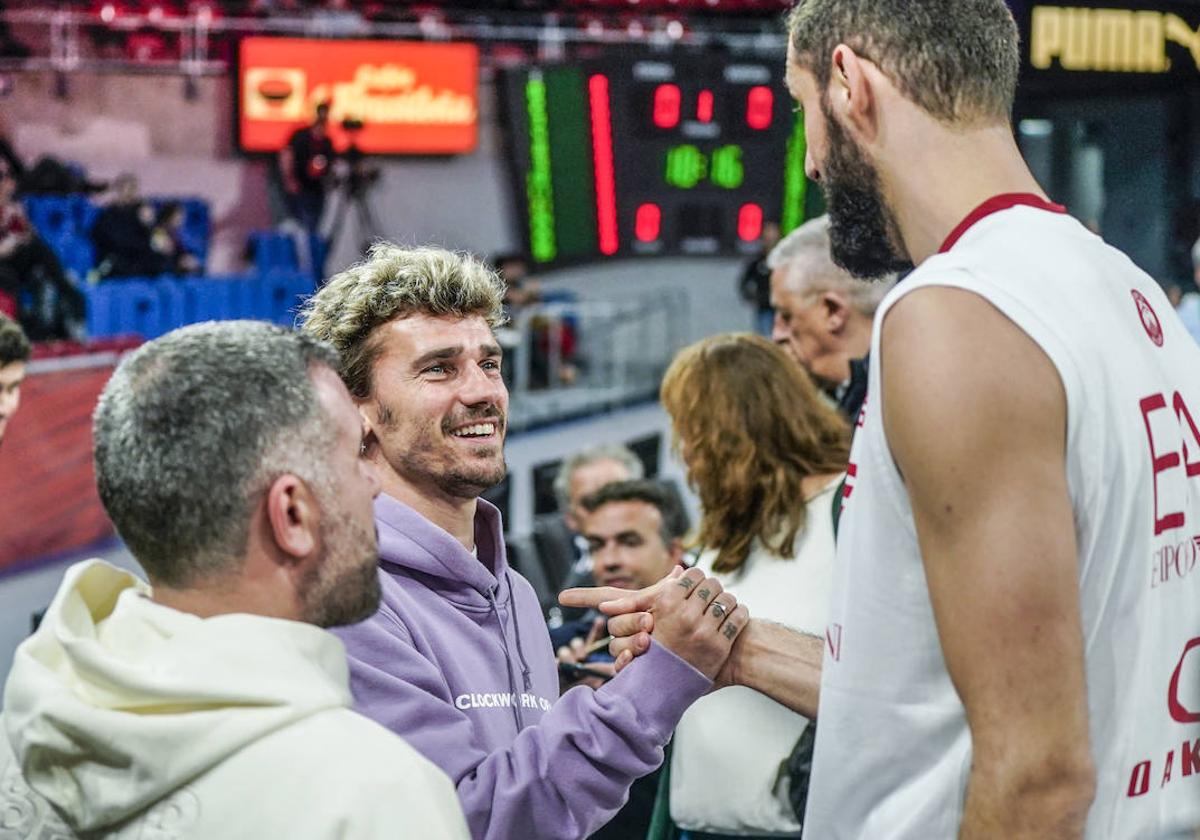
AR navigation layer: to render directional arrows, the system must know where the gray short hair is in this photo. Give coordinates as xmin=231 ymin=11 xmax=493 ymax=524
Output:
xmin=299 ymin=244 xmax=506 ymax=400
xmin=768 ymin=216 xmax=895 ymax=317
xmin=553 ymin=443 xmax=644 ymax=513
xmin=93 ymin=321 xmax=341 ymax=587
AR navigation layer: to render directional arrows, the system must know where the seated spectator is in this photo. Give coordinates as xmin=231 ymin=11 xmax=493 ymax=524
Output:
xmin=149 ymin=200 xmax=201 ymax=275
xmin=92 ymin=173 xmax=160 ymax=279
xmin=551 ymin=478 xmax=688 ymax=665
xmin=0 ymin=161 xmax=85 ymax=340
xmin=556 ymin=442 xmax=645 ymax=538
xmin=0 ymin=321 xmax=469 ymax=838
xmin=546 ymin=443 xmax=646 ymax=613
xmin=0 ymin=311 xmax=29 ymax=450
xmin=656 ymin=332 xmax=851 ymax=838
xmin=553 ymin=478 xmax=689 ymax=840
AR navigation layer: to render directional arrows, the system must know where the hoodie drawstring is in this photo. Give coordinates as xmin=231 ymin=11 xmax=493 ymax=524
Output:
xmin=506 ymin=571 xmax=535 ymax=694
xmin=486 ymin=587 xmax=526 ymax=733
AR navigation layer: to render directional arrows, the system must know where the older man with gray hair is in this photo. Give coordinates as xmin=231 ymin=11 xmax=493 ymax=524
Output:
xmin=554 ymin=443 xmax=645 ymax=533
xmin=768 ymin=215 xmax=895 ymax=419
xmin=0 ymin=321 xmax=468 ymax=839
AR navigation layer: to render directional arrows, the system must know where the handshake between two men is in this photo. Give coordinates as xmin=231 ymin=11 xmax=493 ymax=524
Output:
xmin=559 ymin=567 xmax=748 ymax=685
xmin=561 ymin=566 xmax=825 ymax=718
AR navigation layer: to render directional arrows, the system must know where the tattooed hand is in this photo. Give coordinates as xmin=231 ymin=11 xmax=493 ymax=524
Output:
xmin=559 ymin=567 xmax=749 ymax=681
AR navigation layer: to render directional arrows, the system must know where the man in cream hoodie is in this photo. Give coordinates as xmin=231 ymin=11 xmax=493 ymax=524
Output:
xmin=0 ymin=321 xmax=468 ymax=839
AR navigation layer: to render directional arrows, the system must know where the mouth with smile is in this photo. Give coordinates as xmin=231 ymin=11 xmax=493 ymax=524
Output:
xmin=447 ymin=417 xmax=504 ymax=443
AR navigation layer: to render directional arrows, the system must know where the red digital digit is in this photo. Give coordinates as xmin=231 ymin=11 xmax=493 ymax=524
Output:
xmin=635 ymin=203 xmax=662 ymax=242
xmin=653 ymin=84 xmax=681 ymax=129
xmin=738 ymin=203 xmax=764 ymax=241
xmin=696 ymin=89 xmax=714 ymax=124
xmin=746 ymin=85 xmax=774 ymax=130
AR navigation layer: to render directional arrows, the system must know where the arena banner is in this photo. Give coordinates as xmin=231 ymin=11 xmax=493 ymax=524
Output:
xmin=0 ymin=359 xmax=118 ymax=575
xmin=237 ymin=37 xmax=479 ymax=155
xmin=1013 ymin=0 xmax=1200 ymax=91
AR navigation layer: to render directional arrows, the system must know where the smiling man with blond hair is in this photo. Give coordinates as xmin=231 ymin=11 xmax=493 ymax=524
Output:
xmin=300 ymin=243 xmax=751 ymax=840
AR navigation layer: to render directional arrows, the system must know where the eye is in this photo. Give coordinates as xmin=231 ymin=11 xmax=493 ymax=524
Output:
xmin=586 ymin=539 xmax=604 ymax=553
xmin=482 ymin=359 xmax=501 ymax=371
xmin=424 ymin=364 xmax=449 ymax=375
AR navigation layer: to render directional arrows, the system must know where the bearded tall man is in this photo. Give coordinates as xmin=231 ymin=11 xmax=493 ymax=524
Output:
xmin=570 ymin=2 xmax=1200 ymax=837
xmin=787 ymin=1 xmax=1200 ymax=836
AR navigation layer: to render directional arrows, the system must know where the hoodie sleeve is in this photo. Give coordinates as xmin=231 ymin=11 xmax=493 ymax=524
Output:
xmin=340 ymin=605 xmax=712 ymax=840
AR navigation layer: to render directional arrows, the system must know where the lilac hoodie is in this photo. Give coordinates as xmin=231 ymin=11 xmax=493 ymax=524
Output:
xmin=334 ymin=494 xmax=712 ymax=840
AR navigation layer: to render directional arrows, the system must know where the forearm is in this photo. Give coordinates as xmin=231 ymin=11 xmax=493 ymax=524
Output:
xmin=959 ymin=755 xmax=1095 ymax=840
xmin=725 ymin=619 xmax=823 ymax=717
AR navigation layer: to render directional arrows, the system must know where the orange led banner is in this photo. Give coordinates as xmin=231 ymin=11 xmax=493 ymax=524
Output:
xmin=238 ymin=37 xmax=479 ymax=155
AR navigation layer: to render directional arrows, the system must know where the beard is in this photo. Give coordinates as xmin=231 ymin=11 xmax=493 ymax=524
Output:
xmin=300 ymin=500 xmax=381 ymax=629
xmin=380 ymin=401 xmax=508 ymax=501
xmin=820 ymin=101 xmax=915 ymax=280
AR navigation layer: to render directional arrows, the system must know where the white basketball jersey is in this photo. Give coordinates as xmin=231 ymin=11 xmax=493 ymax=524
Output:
xmin=802 ymin=196 xmax=1200 ymax=839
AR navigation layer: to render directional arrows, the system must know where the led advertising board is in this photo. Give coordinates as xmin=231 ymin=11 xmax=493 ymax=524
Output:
xmin=238 ymin=37 xmax=479 ymax=155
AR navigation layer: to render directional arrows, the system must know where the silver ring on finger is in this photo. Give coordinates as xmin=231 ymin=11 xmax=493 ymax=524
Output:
xmin=711 ymin=601 xmax=727 ymax=619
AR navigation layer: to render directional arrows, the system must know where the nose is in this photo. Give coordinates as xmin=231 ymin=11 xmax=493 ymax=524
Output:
xmin=458 ymin=361 xmax=507 ymax=409
xmin=804 ymin=146 xmax=819 ymax=183
xmin=771 ymin=312 xmax=790 ymax=345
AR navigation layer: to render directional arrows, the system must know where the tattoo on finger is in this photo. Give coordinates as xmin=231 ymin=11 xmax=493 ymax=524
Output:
xmin=677 ymin=577 xmax=696 ymax=590
xmin=723 ymin=623 xmax=738 ymax=640
xmin=710 ymin=602 xmax=727 ymax=619
xmin=697 ymin=588 xmax=711 ymax=601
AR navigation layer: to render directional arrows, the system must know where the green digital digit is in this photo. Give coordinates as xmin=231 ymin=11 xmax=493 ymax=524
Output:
xmin=710 ymin=145 xmax=744 ymax=189
xmin=665 ymin=144 xmax=706 ymax=189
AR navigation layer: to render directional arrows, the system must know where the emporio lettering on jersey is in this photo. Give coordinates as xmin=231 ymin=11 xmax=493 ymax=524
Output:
xmin=803 ymin=195 xmax=1200 ymax=839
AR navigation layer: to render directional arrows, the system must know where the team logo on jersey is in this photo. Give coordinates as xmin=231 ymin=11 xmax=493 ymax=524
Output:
xmin=1132 ymin=289 xmax=1164 ymax=347
xmin=1168 ymin=636 xmax=1200 ymax=724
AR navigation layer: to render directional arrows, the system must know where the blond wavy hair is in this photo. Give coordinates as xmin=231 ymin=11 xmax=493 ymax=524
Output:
xmin=661 ymin=333 xmax=851 ymax=573
xmin=299 ymin=244 xmax=506 ymax=399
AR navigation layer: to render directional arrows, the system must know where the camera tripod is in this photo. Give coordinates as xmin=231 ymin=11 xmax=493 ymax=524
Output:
xmin=326 ymin=173 xmax=383 ymax=258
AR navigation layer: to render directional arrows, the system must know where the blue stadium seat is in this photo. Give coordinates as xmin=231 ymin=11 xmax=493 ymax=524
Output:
xmin=193 ymin=273 xmax=259 ymax=322
xmin=157 ymin=277 xmax=189 ymax=332
xmin=110 ymin=279 xmax=167 ymax=339
xmin=48 ymin=234 xmax=95 ymax=283
xmin=24 ymin=196 xmax=75 ymax=241
xmin=82 ymin=282 xmax=120 ymax=338
xmin=256 ymin=270 xmax=316 ymax=325
xmin=248 ymin=231 xmax=300 ymax=274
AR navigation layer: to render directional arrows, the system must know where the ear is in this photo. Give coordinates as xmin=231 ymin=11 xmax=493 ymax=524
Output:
xmin=820 ymin=291 xmax=850 ymax=334
xmin=830 ymin=44 xmax=878 ymax=143
xmin=357 ymin=403 xmax=379 ymax=459
xmin=265 ymin=474 xmax=319 ymax=561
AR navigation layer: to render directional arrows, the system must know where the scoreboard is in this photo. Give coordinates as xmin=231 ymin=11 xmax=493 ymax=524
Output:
xmin=500 ymin=53 xmax=814 ymax=265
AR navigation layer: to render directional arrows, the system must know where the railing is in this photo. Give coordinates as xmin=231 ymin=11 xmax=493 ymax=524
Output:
xmin=502 ymin=287 xmax=689 ymax=432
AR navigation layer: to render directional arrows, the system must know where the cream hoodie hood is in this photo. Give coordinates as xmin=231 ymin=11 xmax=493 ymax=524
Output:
xmin=3 ymin=559 xmax=366 ymax=833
